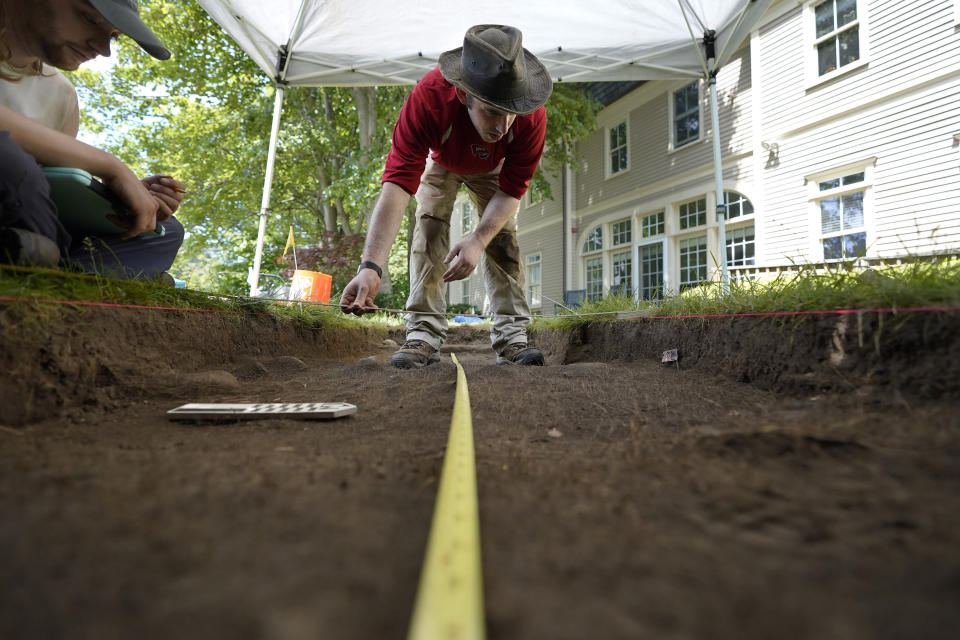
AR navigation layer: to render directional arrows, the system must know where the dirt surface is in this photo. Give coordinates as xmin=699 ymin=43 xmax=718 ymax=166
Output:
xmin=1 ymin=305 xmax=959 ymax=639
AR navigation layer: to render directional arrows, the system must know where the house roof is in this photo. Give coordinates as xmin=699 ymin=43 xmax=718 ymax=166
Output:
xmin=579 ymin=81 xmax=645 ymax=107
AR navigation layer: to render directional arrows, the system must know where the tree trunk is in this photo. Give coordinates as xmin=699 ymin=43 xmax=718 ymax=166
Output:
xmin=322 ymin=90 xmax=352 ymax=235
xmin=317 ymin=166 xmax=335 ymax=233
xmin=337 ymin=198 xmax=352 ymax=234
xmin=350 ymin=87 xmax=377 ymax=165
xmin=351 ymin=86 xmax=378 ymax=231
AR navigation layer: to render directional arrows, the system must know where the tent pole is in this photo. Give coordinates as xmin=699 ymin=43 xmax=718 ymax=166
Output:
xmin=249 ymin=85 xmax=286 ymax=297
xmin=561 ymin=143 xmax=568 ymax=300
xmin=701 ymin=26 xmax=728 ymax=294
xmin=708 ymin=74 xmax=729 ymax=294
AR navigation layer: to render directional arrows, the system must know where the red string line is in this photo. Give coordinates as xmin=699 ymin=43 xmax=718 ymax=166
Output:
xmin=615 ymin=306 xmax=960 ymax=320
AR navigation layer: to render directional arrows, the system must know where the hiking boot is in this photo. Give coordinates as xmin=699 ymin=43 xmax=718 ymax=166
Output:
xmin=0 ymin=227 xmax=60 ymax=267
xmin=496 ymin=342 xmax=544 ymax=366
xmin=390 ymin=339 xmax=441 ymax=369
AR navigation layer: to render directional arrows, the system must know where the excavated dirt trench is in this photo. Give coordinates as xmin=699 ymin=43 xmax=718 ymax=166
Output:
xmin=1 ymin=304 xmax=958 ymax=639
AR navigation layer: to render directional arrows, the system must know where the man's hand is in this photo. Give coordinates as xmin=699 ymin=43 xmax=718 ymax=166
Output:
xmin=339 ymin=269 xmax=381 ymax=316
xmin=142 ymin=175 xmax=185 ymax=221
xmin=443 ymin=235 xmax=485 ymax=282
xmin=102 ymin=169 xmax=161 ymax=239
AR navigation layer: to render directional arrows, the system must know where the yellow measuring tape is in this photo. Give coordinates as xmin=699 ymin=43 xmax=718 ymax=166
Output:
xmin=408 ymin=353 xmax=485 ymax=640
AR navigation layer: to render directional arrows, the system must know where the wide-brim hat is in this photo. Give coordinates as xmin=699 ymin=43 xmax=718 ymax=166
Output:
xmin=439 ymin=25 xmax=552 ymax=115
xmin=89 ymin=0 xmax=171 ymax=60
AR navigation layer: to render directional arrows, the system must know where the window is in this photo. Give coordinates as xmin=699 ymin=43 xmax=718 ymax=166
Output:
xmin=639 ymin=242 xmax=665 ymax=301
xmin=461 ymin=277 xmax=470 ymax=304
xmin=672 ymin=82 xmax=700 ymax=148
xmin=609 ymin=121 xmax=628 ymax=174
xmin=726 ymin=226 xmax=756 ymax=266
xmin=612 ymin=219 xmax=632 ymax=246
xmin=582 ymin=226 xmax=603 ymax=253
xmin=679 ymin=236 xmax=708 ymax=290
xmin=462 ymin=201 xmax=473 ymax=234
xmin=585 ymin=256 xmax=603 ymax=301
xmin=611 ymin=251 xmax=632 ymax=296
xmin=816 ymin=171 xmax=867 ymax=260
xmin=526 ymin=253 xmax=542 ymax=307
xmin=813 ymin=0 xmax=860 ymax=76
xmin=641 ymin=211 xmax=665 ymax=237
xmin=679 ymin=198 xmax=706 ymax=230
xmin=724 ymin=192 xmax=754 ymax=219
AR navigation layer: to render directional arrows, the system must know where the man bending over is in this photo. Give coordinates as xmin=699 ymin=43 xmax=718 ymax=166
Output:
xmin=340 ymin=24 xmax=552 ymax=368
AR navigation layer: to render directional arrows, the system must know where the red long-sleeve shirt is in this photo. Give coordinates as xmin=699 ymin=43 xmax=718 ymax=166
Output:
xmin=382 ymin=68 xmax=546 ymax=200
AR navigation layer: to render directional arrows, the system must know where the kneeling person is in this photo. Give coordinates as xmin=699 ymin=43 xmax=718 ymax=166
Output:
xmin=0 ymin=0 xmax=184 ymax=278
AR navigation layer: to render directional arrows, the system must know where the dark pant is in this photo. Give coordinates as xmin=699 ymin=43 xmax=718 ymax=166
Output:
xmin=0 ymin=130 xmax=184 ymax=278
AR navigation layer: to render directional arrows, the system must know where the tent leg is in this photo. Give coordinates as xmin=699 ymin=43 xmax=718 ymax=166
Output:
xmin=249 ymin=85 xmax=286 ymax=297
xmin=709 ymin=74 xmax=729 ymax=293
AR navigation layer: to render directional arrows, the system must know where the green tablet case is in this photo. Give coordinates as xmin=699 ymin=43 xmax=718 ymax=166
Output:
xmin=42 ymin=167 xmax=164 ymax=238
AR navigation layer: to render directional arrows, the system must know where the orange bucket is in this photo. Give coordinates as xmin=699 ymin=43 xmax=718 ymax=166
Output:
xmin=290 ymin=269 xmax=332 ymax=303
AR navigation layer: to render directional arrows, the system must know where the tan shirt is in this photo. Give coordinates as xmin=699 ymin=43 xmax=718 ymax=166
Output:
xmin=0 ymin=62 xmax=79 ymax=134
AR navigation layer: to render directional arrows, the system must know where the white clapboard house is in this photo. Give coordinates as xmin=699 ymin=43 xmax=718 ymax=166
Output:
xmin=448 ymin=0 xmax=960 ymax=314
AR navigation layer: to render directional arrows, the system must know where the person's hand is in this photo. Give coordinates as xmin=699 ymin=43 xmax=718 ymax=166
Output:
xmin=101 ymin=168 xmax=160 ymax=240
xmin=339 ymin=269 xmax=381 ymax=316
xmin=443 ymin=235 xmax=484 ymax=282
xmin=142 ymin=175 xmax=185 ymax=221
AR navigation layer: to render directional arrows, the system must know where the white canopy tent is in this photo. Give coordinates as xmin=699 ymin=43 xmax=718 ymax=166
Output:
xmin=195 ymin=0 xmax=775 ymax=296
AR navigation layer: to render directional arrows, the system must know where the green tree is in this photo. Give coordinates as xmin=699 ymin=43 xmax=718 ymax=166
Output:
xmin=68 ymin=0 xmax=599 ymax=293
xmin=536 ymin=83 xmax=601 ymax=199
xmin=69 ymin=1 xmax=409 ymax=292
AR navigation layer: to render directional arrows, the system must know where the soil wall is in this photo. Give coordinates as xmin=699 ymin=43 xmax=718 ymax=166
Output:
xmin=532 ymin=312 xmax=960 ymax=400
xmin=3 ymin=305 xmax=956 ymax=428
xmin=0 ymin=306 xmax=384 ymax=426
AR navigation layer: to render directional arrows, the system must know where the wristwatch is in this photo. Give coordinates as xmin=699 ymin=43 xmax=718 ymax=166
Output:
xmin=356 ymin=260 xmax=382 ymax=279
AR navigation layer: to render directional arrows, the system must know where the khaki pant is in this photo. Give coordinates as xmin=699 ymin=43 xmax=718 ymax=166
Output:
xmin=405 ymin=157 xmax=532 ymax=353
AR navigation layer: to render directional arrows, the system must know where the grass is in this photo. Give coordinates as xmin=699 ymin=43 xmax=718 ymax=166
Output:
xmin=4 ymin=257 xmax=957 ymax=332
xmin=0 ymin=266 xmax=485 ymax=330
xmin=0 ymin=265 xmax=354 ymax=327
xmin=534 ymin=257 xmax=960 ymax=331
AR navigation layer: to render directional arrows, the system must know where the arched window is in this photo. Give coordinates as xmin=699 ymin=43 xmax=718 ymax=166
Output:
xmin=582 ymin=226 xmax=603 ymax=253
xmin=724 ymin=191 xmax=756 ymax=268
xmin=724 ymin=191 xmax=754 ymax=219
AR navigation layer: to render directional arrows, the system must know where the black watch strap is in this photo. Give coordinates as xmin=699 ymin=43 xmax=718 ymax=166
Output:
xmin=357 ymin=260 xmax=382 ymax=278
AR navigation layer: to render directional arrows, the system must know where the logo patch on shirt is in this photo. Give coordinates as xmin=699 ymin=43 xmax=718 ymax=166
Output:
xmin=471 ymin=144 xmax=490 ymax=159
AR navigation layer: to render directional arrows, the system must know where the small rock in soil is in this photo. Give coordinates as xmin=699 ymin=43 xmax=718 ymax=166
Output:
xmin=233 ymin=359 xmax=269 ymax=381
xmin=181 ymin=370 xmax=241 ymax=392
xmin=342 ymin=357 xmax=379 ymax=376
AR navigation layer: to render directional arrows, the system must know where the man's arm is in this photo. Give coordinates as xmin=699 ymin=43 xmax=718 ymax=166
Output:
xmin=442 ymin=189 xmax=519 ymax=283
xmin=338 ymin=181 xmax=411 ymax=315
xmin=0 ymin=104 xmax=159 ymax=239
